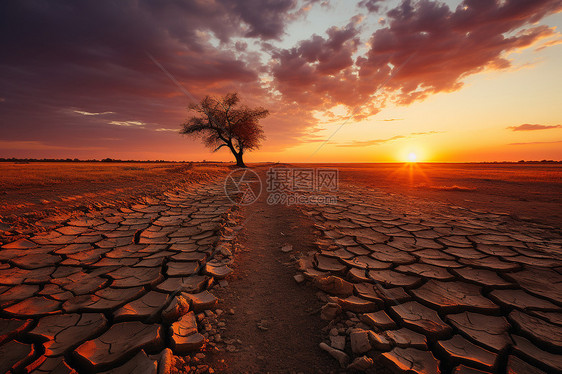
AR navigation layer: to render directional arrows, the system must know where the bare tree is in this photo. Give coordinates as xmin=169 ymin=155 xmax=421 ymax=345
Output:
xmin=181 ymin=92 xmax=268 ymax=168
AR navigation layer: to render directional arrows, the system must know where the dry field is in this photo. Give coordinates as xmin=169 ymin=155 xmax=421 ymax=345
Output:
xmin=1 ymin=163 xmax=561 ymax=373
xmin=0 ymin=162 xmax=231 ymax=243
xmin=299 ymin=163 xmax=562 ymax=228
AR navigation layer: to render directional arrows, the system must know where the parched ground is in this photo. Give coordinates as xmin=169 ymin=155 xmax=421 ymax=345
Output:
xmin=0 ymin=162 xmax=230 ymax=245
xmin=0 ymin=163 xmax=561 ymax=373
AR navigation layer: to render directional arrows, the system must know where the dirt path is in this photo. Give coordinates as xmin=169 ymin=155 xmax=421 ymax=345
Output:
xmin=210 ymin=171 xmax=337 ymax=373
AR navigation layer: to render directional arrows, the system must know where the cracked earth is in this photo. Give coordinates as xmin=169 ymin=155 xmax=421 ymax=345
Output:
xmin=0 ymin=167 xmax=561 ymax=374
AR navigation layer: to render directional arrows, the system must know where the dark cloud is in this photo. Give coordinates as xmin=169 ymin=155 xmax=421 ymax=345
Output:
xmin=508 ymin=124 xmax=561 ymax=131
xmin=358 ymin=0 xmax=385 ymax=13
xmin=225 ymin=0 xmax=320 ymax=39
xmin=357 ymin=0 xmax=561 ymax=105
xmin=271 ymin=19 xmax=361 ymax=108
xmin=270 ymin=0 xmax=561 ymax=117
xmin=0 ymin=0 xmax=311 ymax=156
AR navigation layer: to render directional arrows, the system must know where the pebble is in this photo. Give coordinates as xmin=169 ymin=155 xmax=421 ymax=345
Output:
xmin=319 ymin=342 xmax=350 ymax=368
xmin=281 ymin=244 xmax=293 ymax=252
xmin=294 ymin=274 xmax=305 ymax=283
xmin=330 ymin=335 xmax=346 ymax=351
xmin=320 ymin=302 xmax=342 ymax=321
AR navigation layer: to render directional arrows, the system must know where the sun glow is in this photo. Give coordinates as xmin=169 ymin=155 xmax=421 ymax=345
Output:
xmin=407 ymin=152 xmax=417 ymax=162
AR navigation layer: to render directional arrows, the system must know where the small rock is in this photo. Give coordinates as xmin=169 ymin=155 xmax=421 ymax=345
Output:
xmin=195 ymin=353 xmax=205 ymax=360
xmin=330 ymin=335 xmax=346 ymax=351
xmin=228 ymin=309 xmax=235 ymax=315
xmin=157 ymin=348 xmax=173 ymax=374
xmin=226 ymin=345 xmax=236 ymax=352
xmin=281 ymin=244 xmax=293 ymax=252
xmin=329 ymin=328 xmax=339 ymax=336
xmin=319 ymin=342 xmax=349 ymax=368
xmin=368 ymin=332 xmax=392 ymax=351
xmin=314 ymin=276 xmax=354 ymax=297
xmin=184 ymin=291 xmax=217 ymax=312
xmin=321 ymin=303 xmax=342 ymax=321
xmin=350 ymin=330 xmax=372 ymax=354
xmin=161 ymin=295 xmax=190 ymax=323
xmin=316 ymin=292 xmax=328 ymax=302
xmin=294 ymin=274 xmax=305 ymax=283
xmin=347 ymin=356 xmax=374 ymax=371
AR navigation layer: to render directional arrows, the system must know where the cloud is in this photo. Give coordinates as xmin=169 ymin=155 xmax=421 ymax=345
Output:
xmin=224 ymin=0 xmax=320 ymax=39
xmin=355 ymin=0 xmax=562 ymax=106
xmin=337 ymin=135 xmax=405 ymax=147
xmin=74 ymin=110 xmax=114 ymax=116
xmin=380 ymin=118 xmax=403 ymax=122
xmin=271 ymin=19 xmax=362 ymax=109
xmin=335 ymin=129 xmax=442 ymax=147
xmin=0 ymin=1 xmax=329 ymax=155
xmin=358 ymin=0 xmax=385 ymax=13
xmin=154 ymin=128 xmax=179 ymax=132
xmin=508 ymin=124 xmax=561 ymax=131
xmin=269 ymin=0 xmax=561 ymax=124
xmin=509 ymin=140 xmax=562 ymax=145
xmin=109 ymin=121 xmax=146 ymax=127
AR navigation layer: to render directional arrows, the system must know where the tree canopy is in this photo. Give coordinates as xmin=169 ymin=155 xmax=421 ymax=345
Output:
xmin=181 ymin=92 xmax=268 ymax=167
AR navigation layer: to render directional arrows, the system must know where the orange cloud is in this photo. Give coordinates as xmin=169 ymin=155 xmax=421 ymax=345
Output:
xmin=508 ymin=124 xmax=561 ymax=131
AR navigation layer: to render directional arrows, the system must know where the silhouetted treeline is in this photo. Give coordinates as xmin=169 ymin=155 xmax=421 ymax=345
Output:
xmin=516 ymin=160 xmax=560 ymax=164
xmin=0 ymin=158 xmax=226 ymax=163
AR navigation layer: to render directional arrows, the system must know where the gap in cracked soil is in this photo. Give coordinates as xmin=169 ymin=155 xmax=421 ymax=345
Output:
xmin=208 ymin=191 xmax=339 ymax=373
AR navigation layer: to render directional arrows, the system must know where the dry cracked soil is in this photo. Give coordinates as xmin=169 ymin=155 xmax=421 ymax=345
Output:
xmin=0 ymin=164 xmax=561 ymax=374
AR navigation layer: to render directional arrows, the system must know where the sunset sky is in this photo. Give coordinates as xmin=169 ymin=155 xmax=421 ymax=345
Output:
xmin=1 ymin=0 xmax=561 ymax=162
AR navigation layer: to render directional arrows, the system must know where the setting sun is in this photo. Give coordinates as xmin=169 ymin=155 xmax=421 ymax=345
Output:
xmin=408 ymin=152 xmax=418 ymax=162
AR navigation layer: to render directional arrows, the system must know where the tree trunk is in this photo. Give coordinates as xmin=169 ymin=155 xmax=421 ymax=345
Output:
xmin=234 ymin=151 xmax=246 ymax=168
